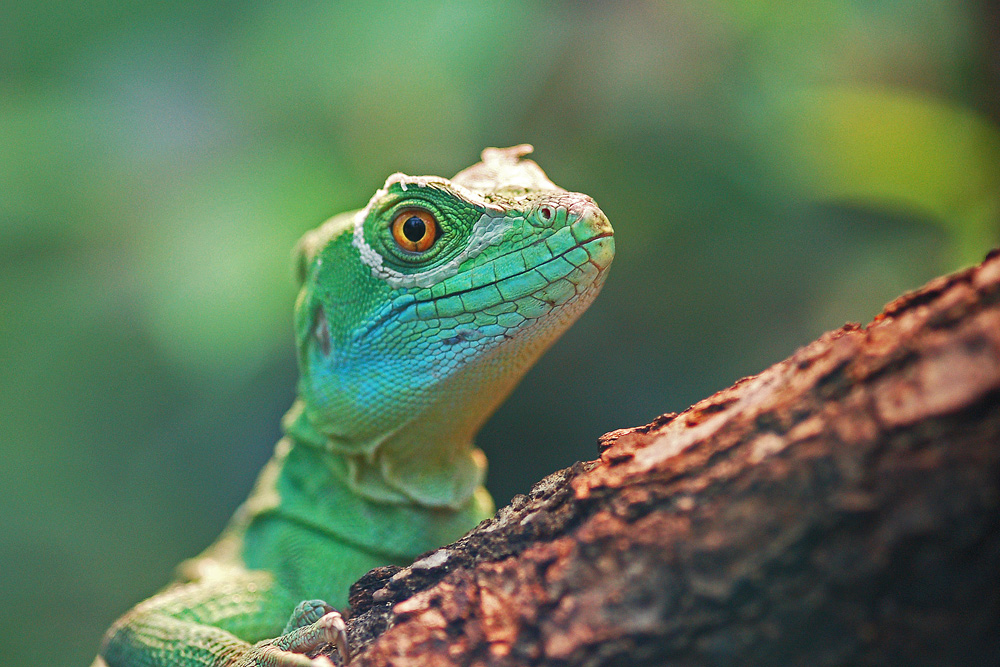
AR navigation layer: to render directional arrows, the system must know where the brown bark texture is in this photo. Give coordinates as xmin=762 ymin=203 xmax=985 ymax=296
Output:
xmin=325 ymin=250 xmax=1000 ymax=667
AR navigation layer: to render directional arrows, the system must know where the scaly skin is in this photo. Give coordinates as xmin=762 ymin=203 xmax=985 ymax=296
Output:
xmin=94 ymin=145 xmax=615 ymax=667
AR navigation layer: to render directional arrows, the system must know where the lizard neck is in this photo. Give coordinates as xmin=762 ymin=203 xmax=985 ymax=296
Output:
xmin=282 ymin=399 xmax=490 ymax=511
xmin=244 ymin=430 xmax=493 ymax=561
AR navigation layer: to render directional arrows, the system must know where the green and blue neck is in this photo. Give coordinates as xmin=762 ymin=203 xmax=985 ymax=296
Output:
xmin=272 ymin=399 xmax=493 ymax=557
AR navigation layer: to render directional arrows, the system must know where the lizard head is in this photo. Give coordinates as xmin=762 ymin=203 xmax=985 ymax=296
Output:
xmin=291 ymin=146 xmax=613 ymax=503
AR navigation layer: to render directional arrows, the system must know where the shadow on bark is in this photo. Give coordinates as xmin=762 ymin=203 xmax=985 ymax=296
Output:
xmin=325 ymin=249 xmax=1000 ymax=667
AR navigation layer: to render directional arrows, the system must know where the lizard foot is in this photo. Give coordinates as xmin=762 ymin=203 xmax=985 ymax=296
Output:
xmin=240 ymin=610 xmax=350 ymax=666
xmin=284 ymin=599 xmax=336 ymax=633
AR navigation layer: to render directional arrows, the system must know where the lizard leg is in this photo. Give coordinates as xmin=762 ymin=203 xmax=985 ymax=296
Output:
xmin=100 ymin=571 xmax=349 ymax=666
xmin=252 ymin=610 xmax=349 ymax=665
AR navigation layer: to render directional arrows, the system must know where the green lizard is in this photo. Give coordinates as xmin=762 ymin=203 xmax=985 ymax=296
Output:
xmin=94 ymin=145 xmax=614 ymax=667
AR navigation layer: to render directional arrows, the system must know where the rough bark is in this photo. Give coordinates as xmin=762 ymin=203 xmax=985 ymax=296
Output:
xmin=325 ymin=250 xmax=1000 ymax=667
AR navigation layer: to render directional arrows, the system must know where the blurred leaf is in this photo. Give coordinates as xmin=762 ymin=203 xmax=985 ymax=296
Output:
xmin=786 ymin=86 xmax=1000 ymax=264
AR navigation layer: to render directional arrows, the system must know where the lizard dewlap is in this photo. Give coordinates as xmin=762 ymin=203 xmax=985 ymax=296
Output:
xmin=95 ymin=145 xmax=614 ymax=667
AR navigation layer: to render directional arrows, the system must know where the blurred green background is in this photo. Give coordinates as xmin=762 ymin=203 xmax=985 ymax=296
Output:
xmin=2 ymin=1 xmax=998 ymax=664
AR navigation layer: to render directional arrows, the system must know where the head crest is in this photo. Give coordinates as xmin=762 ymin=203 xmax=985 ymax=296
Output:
xmin=451 ymin=145 xmax=563 ymax=197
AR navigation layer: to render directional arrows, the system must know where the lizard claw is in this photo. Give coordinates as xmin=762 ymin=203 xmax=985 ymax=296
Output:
xmin=315 ymin=611 xmax=350 ymax=664
xmin=285 ymin=611 xmax=350 ymax=665
xmin=242 ymin=610 xmax=350 ymax=666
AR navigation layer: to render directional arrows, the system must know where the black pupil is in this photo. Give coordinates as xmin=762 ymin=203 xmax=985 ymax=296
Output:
xmin=402 ymin=216 xmax=426 ymax=243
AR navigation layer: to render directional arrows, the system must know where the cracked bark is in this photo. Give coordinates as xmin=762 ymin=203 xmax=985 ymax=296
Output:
xmin=323 ymin=249 xmax=1000 ymax=667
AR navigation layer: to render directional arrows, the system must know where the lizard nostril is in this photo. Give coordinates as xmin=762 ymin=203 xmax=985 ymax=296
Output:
xmin=539 ymin=206 xmax=553 ymax=222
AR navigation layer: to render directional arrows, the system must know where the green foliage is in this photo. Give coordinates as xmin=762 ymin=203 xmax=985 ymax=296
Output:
xmin=787 ymin=87 xmax=1000 ymax=263
xmin=1 ymin=1 xmax=996 ymax=664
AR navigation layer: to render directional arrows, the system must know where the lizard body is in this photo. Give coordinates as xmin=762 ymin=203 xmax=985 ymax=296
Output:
xmin=95 ymin=146 xmax=614 ymax=666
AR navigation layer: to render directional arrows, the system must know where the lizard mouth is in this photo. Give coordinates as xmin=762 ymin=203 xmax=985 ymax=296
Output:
xmin=430 ymin=230 xmax=613 ymax=304
xmin=358 ymin=226 xmax=614 ymax=340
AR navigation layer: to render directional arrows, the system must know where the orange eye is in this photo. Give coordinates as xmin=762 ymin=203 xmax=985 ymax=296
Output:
xmin=391 ymin=209 xmax=438 ymax=253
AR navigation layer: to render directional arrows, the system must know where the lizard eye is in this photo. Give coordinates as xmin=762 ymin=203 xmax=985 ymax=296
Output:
xmin=391 ymin=209 xmax=438 ymax=253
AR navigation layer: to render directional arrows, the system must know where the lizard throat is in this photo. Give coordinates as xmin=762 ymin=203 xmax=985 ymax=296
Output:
xmin=282 ymin=399 xmax=488 ymax=510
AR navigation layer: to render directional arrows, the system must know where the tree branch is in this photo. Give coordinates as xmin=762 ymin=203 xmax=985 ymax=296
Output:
xmin=328 ymin=249 xmax=1000 ymax=666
